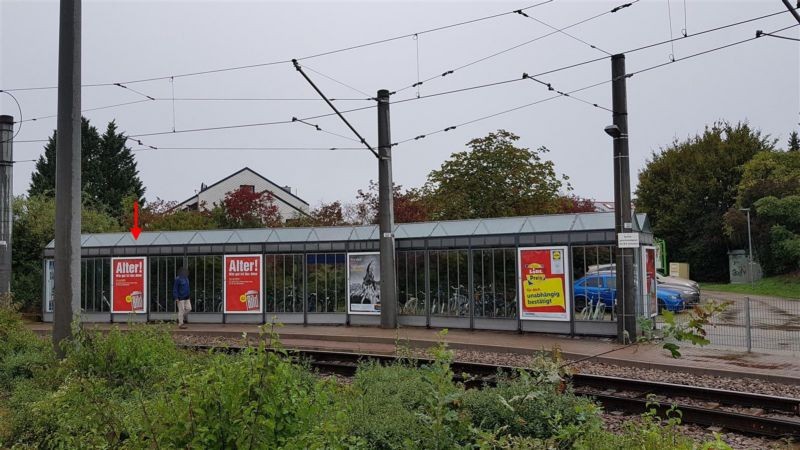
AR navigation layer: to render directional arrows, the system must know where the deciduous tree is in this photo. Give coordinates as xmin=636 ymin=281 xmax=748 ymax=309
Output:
xmin=636 ymin=122 xmax=774 ymax=281
xmin=423 ymin=130 xmax=568 ymax=220
xmin=211 ymin=187 xmax=282 ymax=228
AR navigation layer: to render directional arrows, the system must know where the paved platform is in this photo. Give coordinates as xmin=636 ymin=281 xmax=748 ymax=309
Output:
xmin=27 ymin=322 xmax=800 ymax=385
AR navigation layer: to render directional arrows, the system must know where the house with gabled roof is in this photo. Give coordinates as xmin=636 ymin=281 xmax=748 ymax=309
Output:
xmin=176 ymin=167 xmax=309 ymax=220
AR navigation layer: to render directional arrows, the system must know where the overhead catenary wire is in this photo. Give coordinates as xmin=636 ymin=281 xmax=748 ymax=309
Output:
xmin=18 ymin=99 xmax=151 ymax=123
xmin=0 ymin=0 xmax=554 ymax=92
xmin=395 ymin=22 xmax=800 ymax=147
xmin=522 ymin=73 xmax=612 ymax=112
xmin=0 ymin=90 xmax=23 ymax=143
xmin=14 ymin=13 xmax=798 ymax=144
xmin=392 ymin=78 xmax=611 ymax=146
xmin=114 ymin=83 xmax=156 ymax=101
xmin=300 ymin=64 xmax=372 ymax=99
xmin=514 ymin=8 xmax=613 ymax=56
xmin=756 ymin=29 xmax=800 ymax=41
xmin=392 ymin=0 xmax=637 ymax=95
xmin=132 ymin=146 xmax=366 ymax=152
xmin=291 ymin=116 xmax=363 ymax=143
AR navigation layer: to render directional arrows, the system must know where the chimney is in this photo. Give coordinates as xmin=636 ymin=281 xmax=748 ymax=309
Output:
xmin=282 ymin=185 xmax=292 ymax=194
xmin=200 ymin=182 xmax=207 ymax=192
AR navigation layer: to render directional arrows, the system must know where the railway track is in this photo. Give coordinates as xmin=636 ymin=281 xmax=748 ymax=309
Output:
xmin=182 ymin=344 xmax=800 ymax=439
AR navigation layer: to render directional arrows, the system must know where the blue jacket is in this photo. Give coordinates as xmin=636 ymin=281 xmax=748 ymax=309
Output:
xmin=173 ymin=276 xmax=190 ymax=300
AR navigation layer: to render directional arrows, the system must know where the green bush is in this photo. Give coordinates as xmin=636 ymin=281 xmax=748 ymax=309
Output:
xmin=64 ymin=323 xmax=182 ymax=387
xmin=342 ymin=338 xmax=473 ymax=450
xmin=0 ymin=304 xmax=53 ymax=389
xmin=463 ymin=370 xmax=602 ymax=443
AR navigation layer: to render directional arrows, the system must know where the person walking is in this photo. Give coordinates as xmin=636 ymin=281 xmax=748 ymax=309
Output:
xmin=173 ymin=267 xmax=191 ymax=329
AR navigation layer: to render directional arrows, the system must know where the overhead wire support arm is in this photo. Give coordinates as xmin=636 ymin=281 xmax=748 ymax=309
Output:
xmin=292 ymin=59 xmax=379 ymax=158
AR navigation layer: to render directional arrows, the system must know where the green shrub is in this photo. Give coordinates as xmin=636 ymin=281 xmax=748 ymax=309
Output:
xmin=0 ymin=304 xmax=53 ymax=389
xmin=64 ymin=323 xmax=182 ymax=387
xmin=124 ymin=342 xmax=324 ymax=449
xmin=463 ymin=370 xmax=602 ymax=443
xmin=342 ymin=339 xmax=473 ymax=450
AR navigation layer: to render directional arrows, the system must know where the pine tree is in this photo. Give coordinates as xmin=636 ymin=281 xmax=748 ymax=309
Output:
xmin=788 ymin=131 xmax=799 ymax=152
xmin=27 ymin=117 xmax=145 ymax=219
xmin=29 ymin=117 xmax=102 ymax=197
xmin=91 ymin=121 xmax=145 ymax=218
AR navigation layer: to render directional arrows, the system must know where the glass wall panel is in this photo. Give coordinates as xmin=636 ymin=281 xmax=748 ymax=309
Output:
xmin=187 ymin=255 xmax=223 ymax=313
xmin=149 ymin=256 xmax=182 ymax=313
xmin=571 ymin=245 xmax=616 ymax=321
xmin=472 ymin=248 xmax=517 ymax=319
xmin=397 ymin=250 xmax=426 ymax=315
xmin=81 ymin=258 xmax=111 ymax=312
xmin=306 ymin=253 xmax=346 ymax=313
xmin=264 ymin=254 xmax=304 ymax=313
xmin=429 ymin=250 xmax=469 ymax=317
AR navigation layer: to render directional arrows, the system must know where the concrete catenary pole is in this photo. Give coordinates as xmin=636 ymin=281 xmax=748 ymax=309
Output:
xmin=53 ymin=0 xmax=82 ymax=358
xmin=377 ymin=89 xmax=397 ymax=329
xmin=611 ymin=54 xmax=637 ymax=343
xmin=0 ymin=115 xmax=13 ymax=295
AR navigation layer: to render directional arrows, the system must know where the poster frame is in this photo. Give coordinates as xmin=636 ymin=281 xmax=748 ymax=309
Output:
xmin=641 ymin=246 xmax=658 ymax=318
xmin=517 ymin=246 xmax=571 ymax=322
xmin=223 ymin=254 xmax=264 ymax=315
xmin=346 ymin=251 xmax=381 ymax=316
xmin=110 ymin=256 xmax=148 ymax=314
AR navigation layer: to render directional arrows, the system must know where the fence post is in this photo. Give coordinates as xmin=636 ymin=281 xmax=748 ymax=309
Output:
xmin=744 ymin=296 xmax=752 ymax=353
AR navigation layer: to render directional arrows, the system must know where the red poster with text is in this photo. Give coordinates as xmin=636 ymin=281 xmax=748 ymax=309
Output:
xmin=644 ymin=247 xmax=657 ymax=317
xmin=111 ymin=257 xmax=147 ymax=313
xmin=518 ymin=247 xmax=570 ymax=321
xmin=224 ymin=255 xmax=263 ymax=313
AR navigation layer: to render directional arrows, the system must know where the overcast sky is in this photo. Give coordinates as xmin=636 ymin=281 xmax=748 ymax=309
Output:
xmin=2 ymin=0 xmax=798 ymax=210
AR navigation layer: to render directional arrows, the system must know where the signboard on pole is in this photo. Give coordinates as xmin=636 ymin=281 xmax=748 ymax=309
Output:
xmin=518 ymin=246 xmax=570 ymax=321
xmin=347 ymin=252 xmax=381 ymax=315
xmin=111 ymin=257 xmax=147 ymax=313
xmin=224 ymin=255 xmax=263 ymax=314
xmin=617 ymin=232 xmax=640 ymax=248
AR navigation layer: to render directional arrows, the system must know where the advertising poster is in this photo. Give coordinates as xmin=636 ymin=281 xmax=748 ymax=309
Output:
xmin=518 ymin=246 xmax=570 ymax=321
xmin=224 ymin=255 xmax=263 ymax=314
xmin=347 ymin=252 xmax=380 ymax=315
xmin=111 ymin=257 xmax=148 ymax=314
xmin=643 ymin=246 xmax=657 ymax=317
xmin=44 ymin=260 xmax=55 ymax=313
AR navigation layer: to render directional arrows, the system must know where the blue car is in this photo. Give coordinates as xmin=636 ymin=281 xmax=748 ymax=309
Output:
xmin=573 ymin=272 xmax=686 ymax=314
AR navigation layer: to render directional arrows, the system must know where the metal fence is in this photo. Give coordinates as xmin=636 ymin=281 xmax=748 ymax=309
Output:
xmin=658 ymin=293 xmax=800 ymax=353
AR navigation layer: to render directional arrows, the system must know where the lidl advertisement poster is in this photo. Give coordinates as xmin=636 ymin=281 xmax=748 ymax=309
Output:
xmin=111 ymin=257 xmax=147 ymax=314
xmin=224 ymin=255 xmax=263 ymax=313
xmin=348 ymin=252 xmax=381 ymax=315
xmin=519 ymin=247 xmax=570 ymax=321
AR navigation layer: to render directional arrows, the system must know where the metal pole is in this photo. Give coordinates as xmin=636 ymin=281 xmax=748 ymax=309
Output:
xmin=53 ymin=0 xmax=81 ymax=358
xmin=0 ymin=115 xmax=13 ymax=295
xmin=780 ymin=0 xmax=800 ymax=25
xmin=611 ymin=54 xmax=637 ymax=343
xmin=377 ymin=89 xmax=397 ymax=329
xmin=744 ymin=296 xmax=752 ymax=352
xmin=746 ymin=209 xmax=754 ymax=287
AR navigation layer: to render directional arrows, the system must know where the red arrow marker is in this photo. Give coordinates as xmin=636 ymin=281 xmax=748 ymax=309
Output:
xmin=130 ymin=200 xmax=142 ymax=240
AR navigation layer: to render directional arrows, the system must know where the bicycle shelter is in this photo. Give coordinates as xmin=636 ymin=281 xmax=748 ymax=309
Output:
xmin=41 ymin=212 xmax=654 ymax=337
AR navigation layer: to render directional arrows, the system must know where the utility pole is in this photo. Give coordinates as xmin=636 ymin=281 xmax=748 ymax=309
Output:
xmin=53 ymin=0 xmax=81 ymax=358
xmin=377 ymin=89 xmax=397 ymax=329
xmin=780 ymin=0 xmax=800 ymax=25
xmin=608 ymin=53 xmax=637 ymax=343
xmin=0 ymin=115 xmax=13 ymax=295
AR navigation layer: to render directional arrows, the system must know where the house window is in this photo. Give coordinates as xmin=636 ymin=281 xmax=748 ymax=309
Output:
xmin=239 ymin=184 xmax=255 ymax=193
